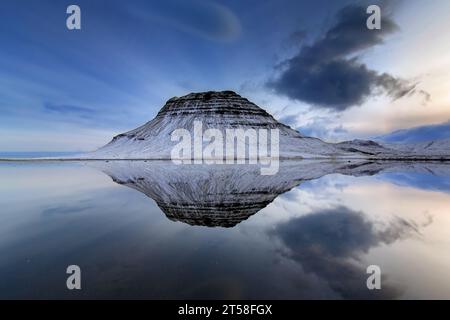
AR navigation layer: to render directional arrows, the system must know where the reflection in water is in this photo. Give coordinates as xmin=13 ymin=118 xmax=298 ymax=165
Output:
xmin=272 ymin=206 xmax=425 ymax=299
xmin=0 ymin=160 xmax=449 ymax=299
xmin=88 ymin=160 xmax=444 ymax=299
xmin=92 ymin=160 xmax=450 ymax=227
xmin=378 ymin=171 xmax=450 ymax=194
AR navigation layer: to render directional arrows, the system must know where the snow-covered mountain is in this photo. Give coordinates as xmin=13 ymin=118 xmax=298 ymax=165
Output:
xmin=85 ymin=91 xmax=365 ymax=160
xmin=375 ymin=121 xmax=450 ymax=143
xmin=383 ymin=139 xmax=450 ymax=157
xmin=80 ymin=91 xmax=448 ymax=160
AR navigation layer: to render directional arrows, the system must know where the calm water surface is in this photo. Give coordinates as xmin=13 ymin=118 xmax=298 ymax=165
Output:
xmin=0 ymin=161 xmax=449 ymax=299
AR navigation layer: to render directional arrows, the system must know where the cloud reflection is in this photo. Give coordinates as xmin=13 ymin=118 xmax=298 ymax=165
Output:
xmin=271 ymin=206 xmax=426 ymax=299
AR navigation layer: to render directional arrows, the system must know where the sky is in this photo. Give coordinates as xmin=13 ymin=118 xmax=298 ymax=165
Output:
xmin=0 ymin=0 xmax=449 ymax=151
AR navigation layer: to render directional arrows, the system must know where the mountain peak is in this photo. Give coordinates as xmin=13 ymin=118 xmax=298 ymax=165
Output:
xmin=167 ymin=90 xmax=241 ymax=102
xmin=157 ymin=90 xmax=269 ymax=118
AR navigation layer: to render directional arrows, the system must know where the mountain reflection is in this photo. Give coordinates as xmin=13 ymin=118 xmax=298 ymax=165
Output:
xmin=90 ymin=160 xmax=450 ymax=228
xmin=1 ymin=161 xmax=449 ymax=299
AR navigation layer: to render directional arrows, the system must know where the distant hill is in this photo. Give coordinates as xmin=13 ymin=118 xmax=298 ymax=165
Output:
xmin=375 ymin=121 xmax=450 ymax=143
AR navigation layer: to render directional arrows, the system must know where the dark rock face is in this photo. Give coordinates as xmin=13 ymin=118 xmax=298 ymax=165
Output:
xmin=125 ymin=90 xmax=299 ymax=138
xmin=159 ymin=201 xmax=272 ymax=228
xmin=159 ymin=91 xmax=275 ymax=122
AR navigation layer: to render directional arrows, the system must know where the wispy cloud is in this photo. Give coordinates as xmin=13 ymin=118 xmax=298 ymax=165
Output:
xmin=127 ymin=0 xmax=241 ymax=42
xmin=44 ymin=103 xmax=96 ymax=118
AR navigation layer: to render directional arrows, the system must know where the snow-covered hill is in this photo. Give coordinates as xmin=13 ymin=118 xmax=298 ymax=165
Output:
xmin=71 ymin=91 xmax=449 ymax=160
xmin=383 ymin=139 xmax=450 ymax=157
xmin=84 ymin=91 xmax=360 ymax=160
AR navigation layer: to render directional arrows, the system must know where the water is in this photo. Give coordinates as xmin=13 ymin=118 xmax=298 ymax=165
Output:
xmin=0 ymin=160 xmax=450 ymax=299
xmin=0 ymin=152 xmax=81 ymax=159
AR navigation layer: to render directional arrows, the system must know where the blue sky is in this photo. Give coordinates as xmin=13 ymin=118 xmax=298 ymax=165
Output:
xmin=1 ymin=0 xmax=449 ymax=151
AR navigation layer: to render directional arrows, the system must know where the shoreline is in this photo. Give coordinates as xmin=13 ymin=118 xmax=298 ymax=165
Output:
xmin=1 ymin=157 xmax=450 ymax=162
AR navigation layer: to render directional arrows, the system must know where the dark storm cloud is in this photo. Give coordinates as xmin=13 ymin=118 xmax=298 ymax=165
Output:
xmin=268 ymin=4 xmax=419 ymax=111
xmin=271 ymin=206 xmax=425 ymax=299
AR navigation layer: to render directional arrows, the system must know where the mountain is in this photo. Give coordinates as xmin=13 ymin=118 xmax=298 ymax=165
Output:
xmin=76 ymin=90 xmax=448 ymax=161
xmin=376 ymin=121 xmax=450 ymax=143
xmin=383 ymin=139 xmax=450 ymax=157
xmin=84 ymin=91 xmax=393 ymax=160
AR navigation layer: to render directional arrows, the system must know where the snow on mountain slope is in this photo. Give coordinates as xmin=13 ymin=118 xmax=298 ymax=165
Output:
xmin=383 ymin=139 xmax=450 ymax=157
xmin=334 ymin=139 xmax=395 ymax=156
xmin=78 ymin=91 xmax=449 ymax=160
xmin=85 ymin=91 xmax=354 ymax=159
xmin=333 ymin=138 xmax=450 ymax=159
